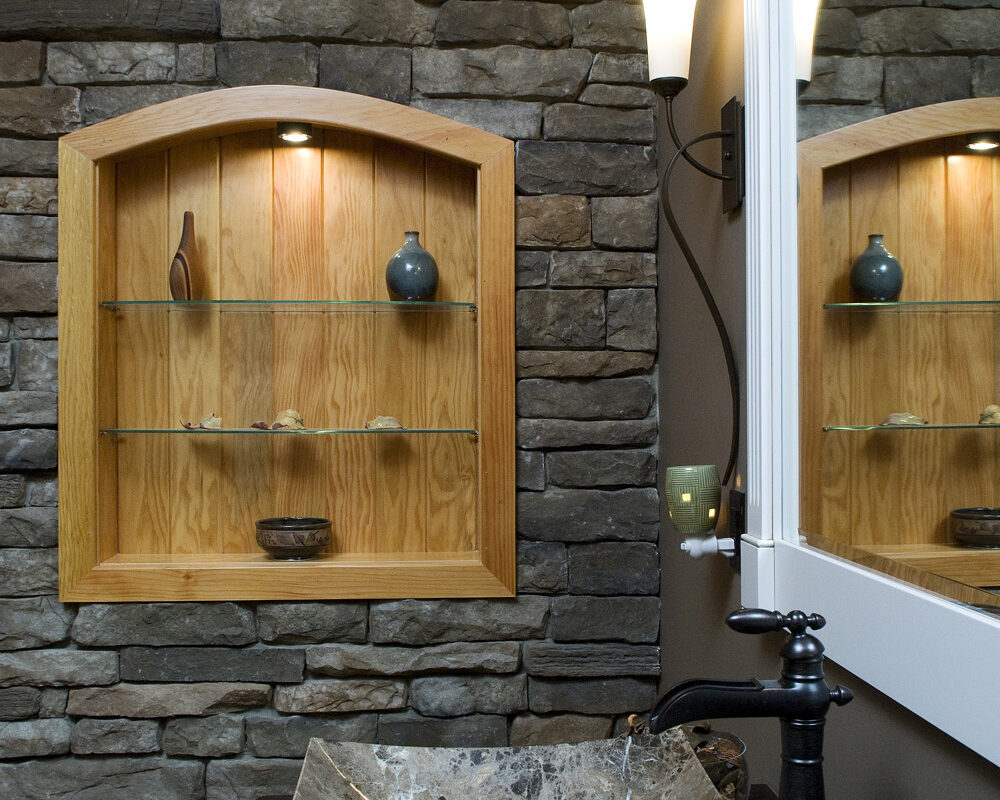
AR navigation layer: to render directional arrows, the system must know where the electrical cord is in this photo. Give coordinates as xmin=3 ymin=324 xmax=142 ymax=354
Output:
xmin=660 ymin=126 xmax=741 ymax=487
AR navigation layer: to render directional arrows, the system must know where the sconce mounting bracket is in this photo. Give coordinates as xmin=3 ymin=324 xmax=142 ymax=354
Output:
xmin=720 ymin=97 xmax=745 ymax=214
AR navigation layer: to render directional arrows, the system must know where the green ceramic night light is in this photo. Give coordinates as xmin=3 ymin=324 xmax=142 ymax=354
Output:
xmin=665 ymin=465 xmax=721 ymax=534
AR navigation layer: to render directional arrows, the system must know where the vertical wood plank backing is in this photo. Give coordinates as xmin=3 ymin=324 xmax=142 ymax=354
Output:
xmin=272 ymin=139 xmax=331 ymax=524
xmin=374 ymin=142 xmax=427 ymax=553
xmin=219 ymin=131 xmax=274 ymax=552
xmin=167 ymin=140 xmax=222 ymax=554
xmin=818 ymin=165 xmax=851 ymax=544
xmin=58 ymin=145 xmax=101 ymax=594
xmin=323 ymin=130 xmax=376 ymax=553
xmin=848 ymin=154 xmax=901 ymax=545
xmin=995 ymin=155 xmax=1000 ymax=505
xmin=96 ymin=162 xmax=119 ymax=561
xmin=115 ymin=153 xmax=170 ymax=554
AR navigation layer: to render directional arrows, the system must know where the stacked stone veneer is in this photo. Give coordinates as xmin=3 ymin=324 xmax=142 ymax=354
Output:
xmin=0 ymin=2 xmax=662 ymax=798
xmin=799 ymin=0 xmax=1000 ymax=140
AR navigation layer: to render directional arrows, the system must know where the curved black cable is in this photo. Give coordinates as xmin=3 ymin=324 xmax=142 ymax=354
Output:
xmin=661 ymin=130 xmax=741 ymax=487
xmin=665 ymin=96 xmax=727 ymax=181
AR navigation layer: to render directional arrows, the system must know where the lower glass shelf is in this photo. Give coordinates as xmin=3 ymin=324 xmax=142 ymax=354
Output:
xmin=823 ymin=423 xmax=1000 ymax=432
xmin=101 ymin=427 xmax=478 ymax=436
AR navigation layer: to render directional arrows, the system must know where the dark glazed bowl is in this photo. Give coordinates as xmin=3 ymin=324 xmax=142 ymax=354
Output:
xmin=950 ymin=508 xmax=1000 ymax=549
xmin=255 ymin=517 xmax=331 ymax=560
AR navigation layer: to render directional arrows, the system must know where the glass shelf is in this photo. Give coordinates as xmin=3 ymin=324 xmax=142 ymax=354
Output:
xmin=824 ymin=300 xmax=1000 ymax=313
xmin=824 ymin=423 xmax=1000 ymax=432
xmin=101 ymin=427 xmax=478 ymax=436
xmin=101 ymin=299 xmax=476 ymax=313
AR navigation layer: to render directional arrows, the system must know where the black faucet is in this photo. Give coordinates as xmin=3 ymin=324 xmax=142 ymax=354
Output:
xmin=648 ymin=609 xmax=853 ymax=800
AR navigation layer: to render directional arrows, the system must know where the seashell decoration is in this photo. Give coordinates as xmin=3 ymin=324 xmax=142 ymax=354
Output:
xmin=181 ymin=412 xmax=222 ymax=430
xmin=879 ymin=412 xmax=928 ymax=426
xmin=365 ymin=415 xmax=405 ymax=430
xmin=980 ymin=404 xmax=1000 ymax=425
xmin=251 ymin=410 xmax=306 ymax=430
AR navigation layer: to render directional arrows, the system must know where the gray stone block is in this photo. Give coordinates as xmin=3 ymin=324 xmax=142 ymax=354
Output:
xmin=218 ymin=41 xmax=317 ymax=87
xmin=517 ymin=488 xmax=659 ymax=542
xmin=516 ymin=195 xmax=590 ymax=249
xmin=518 ymin=418 xmax=658 ymax=450
xmin=0 ymin=687 xmax=40 ymax=720
xmin=413 ymin=47 xmax=592 ymax=100
xmin=509 ymin=712 xmax=613 ymax=745
xmin=38 ymin=688 xmax=67 ymax=718
xmin=517 ymin=541 xmax=568 ymax=594
xmin=568 ymin=542 xmax=659 ymax=596
xmin=800 ymin=57 xmax=883 ymax=104
xmin=884 ymin=57 xmax=970 ymax=113
xmin=0 ymin=547 xmax=57 ymax=595
xmin=68 ymin=682 xmax=270 ymax=718
xmin=0 ymin=597 xmax=70 ymax=651
xmin=529 ymin=677 xmax=657 ymax=714
xmin=973 ymin=56 xmax=1000 ymax=96
xmin=0 ymin=649 xmax=118 ymax=687
xmin=517 ymin=141 xmax=657 ymax=195
xmin=13 ymin=317 xmax=58 ymax=339
xmin=0 ymin=178 xmax=58 ymax=215
xmin=796 ymin=104 xmax=884 ymax=141
xmin=571 ymin=2 xmax=645 ymax=51
xmin=0 ymin=506 xmax=58 ymax=547
xmin=16 ymin=339 xmax=58 ymax=391
xmin=0 ymin=718 xmax=72 ymax=758
xmin=410 ymin=674 xmax=527 ymax=717
xmin=0 ymin=757 xmax=205 ymax=800
xmin=177 ymin=43 xmax=216 ymax=82
xmin=47 ymin=42 xmax=177 ymax=85
xmin=221 ymin=0 xmax=435 ymax=44
xmin=206 ymin=758 xmax=303 ymax=800
xmin=0 ymin=344 xmax=9 ymax=388
xmin=0 ymin=392 xmax=57 ymax=428
xmin=589 ymin=53 xmax=648 ymax=85
xmin=307 ymin=641 xmax=521 ymax=676
xmin=378 ymin=711 xmax=508 ymax=747
xmin=0 ymin=41 xmax=42 ymax=83
xmin=526 ymin=642 xmax=660 ymax=678
xmin=370 ymin=597 xmax=549 ymax=644
xmin=0 ymin=262 xmax=57 ymax=313
xmin=550 ymin=596 xmax=660 ymax=643
xmin=70 ymin=718 xmax=160 ymax=755
xmin=0 ymin=0 xmax=219 ymax=38
xmin=579 ymin=84 xmax=655 ymax=109
xmin=814 ymin=9 xmax=861 ymax=54
xmin=257 ymin=601 xmax=367 ymax=644
xmin=273 ymin=679 xmax=406 ymax=714
xmin=516 ymin=377 xmax=654 ymax=420
xmin=120 ymin=646 xmax=304 ymax=683
xmin=246 ymin=714 xmax=377 ymax=757
xmin=0 ymin=217 xmax=57 ymax=260
xmin=591 ymin=195 xmax=658 ymax=251
xmin=163 ymin=715 xmax=244 ymax=757
xmin=544 ymin=104 xmax=655 ymax=144
xmin=517 ymin=350 xmax=654 ymax=379
xmin=550 ymin=251 xmax=656 ymax=288
xmin=73 ymin=603 xmax=257 ymax=647
xmin=0 ymin=87 xmax=81 ymax=136
xmin=607 ymin=287 xmax=657 ymax=351
xmin=861 ymin=8 xmax=1000 ymax=55
xmin=515 ymin=289 xmax=605 ymax=348
xmin=0 ymin=476 xmax=27 ymax=508
xmin=547 ymin=449 xmax=656 ymax=489
xmin=0 ymin=139 xmax=58 ymax=177
xmin=517 ymin=450 xmax=545 ymax=490
xmin=412 ymin=98 xmax=543 ymax=140
xmin=26 ymin=477 xmax=56 ymax=506
xmin=319 ymin=45 xmax=411 ymax=104
xmin=435 ymin=1 xmax=571 ymax=47
xmin=82 ymin=85 xmax=204 ymax=125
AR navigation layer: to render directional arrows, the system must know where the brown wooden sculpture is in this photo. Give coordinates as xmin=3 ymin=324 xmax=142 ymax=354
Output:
xmin=169 ymin=210 xmax=197 ymax=300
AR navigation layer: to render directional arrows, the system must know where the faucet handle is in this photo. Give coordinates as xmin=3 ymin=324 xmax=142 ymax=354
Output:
xmin=727 ymin=608 xmax=826 ymax=635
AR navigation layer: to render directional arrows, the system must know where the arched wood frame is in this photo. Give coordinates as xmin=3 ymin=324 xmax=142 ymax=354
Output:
xmin=58 ymin=86 xmax=515 ymax=601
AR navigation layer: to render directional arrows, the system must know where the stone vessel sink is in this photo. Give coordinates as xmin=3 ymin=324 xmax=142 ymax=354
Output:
xmin=292 ymin=729 xmax=723 ymax=800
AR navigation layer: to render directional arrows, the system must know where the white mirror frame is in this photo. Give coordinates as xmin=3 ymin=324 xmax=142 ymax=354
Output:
xmin=742 ymin=0 xmax=1000 ymax=766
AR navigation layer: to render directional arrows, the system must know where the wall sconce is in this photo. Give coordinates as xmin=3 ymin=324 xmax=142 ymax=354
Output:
xmin=795 ymin=0 xmax=822 ymax=85
xmin=277 ymin=121 xmax=313 ymax=144
xmin=966 ymin=133 xmax=1000 ymax=152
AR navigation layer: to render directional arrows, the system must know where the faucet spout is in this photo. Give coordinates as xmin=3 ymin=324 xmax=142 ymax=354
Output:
xmin=649 ymin=678 xmax=765 ymax=733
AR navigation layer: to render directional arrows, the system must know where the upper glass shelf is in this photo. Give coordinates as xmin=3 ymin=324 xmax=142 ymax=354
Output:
xmin=824 ymin=423 xmax=1000 ymax=432
xmin=101 ymin=427 xmax=478 ymax=436
xmin=101 ymin=299 xmax=476 ymax=313
xmin=824 ymin=300 xmax=1000 ymax=313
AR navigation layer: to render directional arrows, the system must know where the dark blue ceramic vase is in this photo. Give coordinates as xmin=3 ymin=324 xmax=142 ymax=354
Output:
xmin=849 ymin=233 xmax=902 ymax=302
xmin=385 ymin=231 xmax=439 ymax=301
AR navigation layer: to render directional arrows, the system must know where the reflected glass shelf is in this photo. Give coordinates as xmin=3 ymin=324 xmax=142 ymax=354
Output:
xmin=824 ymin=300 xmax=1000 ymax=313
xmin=101 ymin=427 xmax=478 ymax=436
xmin=101 ymin=299 xmax=476 ymax=313
xmin=824 ymin=423 xmax=1000 ymax=432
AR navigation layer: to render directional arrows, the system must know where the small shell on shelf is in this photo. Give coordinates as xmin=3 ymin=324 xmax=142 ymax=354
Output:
xmin=365 ymin=415 xmax=404 ymax=430
xmin=271 ymin=409 xmax=305 ymax=430
xmin=181 ymin=412 xmax=222 ymax=430
xmin=980 ymin=404 xmax=1000 ymax=425
xmin=879 ymin=412 xmax=928 ymax=427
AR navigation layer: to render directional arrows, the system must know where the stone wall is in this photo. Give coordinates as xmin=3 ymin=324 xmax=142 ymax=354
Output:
xmin=799 ymin=0 xmax=1000 ymax=140
xmin=0 ymin=2 xmax=661 ymax=798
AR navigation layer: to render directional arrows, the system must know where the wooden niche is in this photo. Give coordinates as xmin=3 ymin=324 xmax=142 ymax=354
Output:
xmin=799 ymin=98 xmax=1000 ymax=607
xmin=58 ymin=86 xmax=515 ymax=601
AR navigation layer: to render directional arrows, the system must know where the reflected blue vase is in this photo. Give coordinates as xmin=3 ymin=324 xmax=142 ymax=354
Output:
xmin=849 ymin=234 xmax=902 ymax=302
xmin=385 ymin=231 xmax=439 ymax=301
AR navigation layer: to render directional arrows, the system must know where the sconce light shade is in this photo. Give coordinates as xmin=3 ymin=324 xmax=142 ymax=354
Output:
xmin=641 ymin=0 xmax=698 ymax=98
xmin=966 ymin=133 xmax=1000 ymax=152
xmin=794 ymin=0 xmax=821 ymax=83
xmin=277 ymin=121 xmax=313 ymax=144
xmin=665 ymin=465 xmax=721 ymax=535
